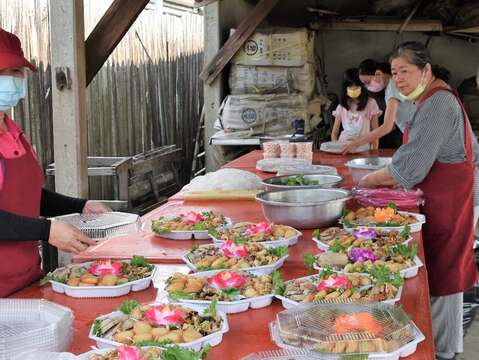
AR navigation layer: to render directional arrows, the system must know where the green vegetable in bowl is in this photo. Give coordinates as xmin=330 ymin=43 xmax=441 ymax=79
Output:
xmin=283 ymin=175 xmax=319 ymax=186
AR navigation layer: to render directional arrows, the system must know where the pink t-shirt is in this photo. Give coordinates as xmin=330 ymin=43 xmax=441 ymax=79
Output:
xmin=333 ymin=98 xmax=382 ymax=142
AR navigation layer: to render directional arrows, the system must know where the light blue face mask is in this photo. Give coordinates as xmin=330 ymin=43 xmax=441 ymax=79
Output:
xmin=0 ymin=75 xmax=26 ymax=112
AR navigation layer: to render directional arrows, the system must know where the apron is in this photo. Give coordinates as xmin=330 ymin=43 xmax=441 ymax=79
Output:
xmin=404 ymin=87 xmax=477 ymax=296
xmin=0 ymin=133 xmax=43 ymax=297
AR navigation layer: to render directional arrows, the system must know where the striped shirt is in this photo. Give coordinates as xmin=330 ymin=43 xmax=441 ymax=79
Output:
xmin=389 ymin=90 xmax=479 ymax=206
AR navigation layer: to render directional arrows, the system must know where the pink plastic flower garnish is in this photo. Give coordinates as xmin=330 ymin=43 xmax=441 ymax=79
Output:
xmin=348 ymin=248 xmax=377 ymax=262
xmin=354 ymin=227 xmax=377 ymax=240
xmin=144 ymin=305 xmax=186 ymax=326
xmin=117 ymin=346 xmax=146 ymax=360
xmin=220 ymin=239 xmax=249 ymax=258
xmin=179 ymin=211 xmax=204 ymax=225
xmin=317 ymin=275 xmax=351 ymax=291
xmin=208 ymin=270 xmax=247 ymax=290
xmin=88 ymin=260 xmax=122 ymax=276
xmin=244 ymin=222 xmax=273 ymax=236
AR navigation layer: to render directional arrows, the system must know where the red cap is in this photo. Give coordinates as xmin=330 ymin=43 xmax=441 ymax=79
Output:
xmin=0 ymin=28 xmax=36 ymax=72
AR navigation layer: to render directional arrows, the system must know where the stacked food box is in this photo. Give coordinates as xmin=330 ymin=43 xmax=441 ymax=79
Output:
xmin=215 ymin=28 xmax=321 ymax=137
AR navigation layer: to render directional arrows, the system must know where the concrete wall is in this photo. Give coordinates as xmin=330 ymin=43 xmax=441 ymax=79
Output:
xmin=316 ymin=31 xmax=479 ymax=96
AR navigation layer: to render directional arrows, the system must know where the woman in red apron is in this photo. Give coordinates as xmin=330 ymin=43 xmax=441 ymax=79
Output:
xmin=359 ymin=42 xmax=478 ymax=360
xmin=0 ymin=28 xmax=109 ymax=297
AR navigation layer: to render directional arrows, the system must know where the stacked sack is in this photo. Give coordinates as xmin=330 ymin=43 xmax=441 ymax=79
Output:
xmin=215 ymin=28 xmax=321 ymax=137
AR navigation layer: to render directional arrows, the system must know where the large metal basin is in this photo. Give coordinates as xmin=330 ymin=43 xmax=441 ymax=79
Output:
xmin=345 ymin=157 xmax=392 ymax=184
xmin=262 ymin=174 xmax=343 ymax=191
xmin=255 ymin=188 xmax=351 ymax=229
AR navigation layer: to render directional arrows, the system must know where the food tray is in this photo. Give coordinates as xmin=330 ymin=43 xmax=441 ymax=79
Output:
xmin=256 ymin=158 xmax=311 ymax=173
xmin=89 ymin=303 xmax=229 ymax=351
xmin=275 ymin=274 xmax=403 ymax=309
xmin=152 ymin=217 xmax=232 ymax=240
xmin=314 ymin=256 xmax=423 ymax=279
xmin=341 ymin=212 xmax=426 ymax=233
xmin=52 ymin=212 xmax=140 ymax=239
xmin=210 ymin=230 xmax=301 ymax=248
xmin=269 ymin=322 xmax=425 ymax=360
xmin=49 ymin=262 xmax=157 ymax=298
xmin=320 ymin=141 xmax=369 ymax=154
xmin=312 ymin=235 xmax=413 ymax=251
xmin=183 ymin=245 xmax=289 ymax=276
xmin=0 ymin=299 xmax=73 ymax=360
xmin=163 ymin=269 xmax=275 ymax=314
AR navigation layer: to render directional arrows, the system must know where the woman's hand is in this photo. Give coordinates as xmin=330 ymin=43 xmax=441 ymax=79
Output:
xmin=342 ymin=140 xmax=359 ymax=154
xmin=82 ymin=200 xmax=112 ymax=214
xmin=48 ymin=221 xmax=97 ymax=254
xmin=358 ymin=173 xmax=377 ymax=188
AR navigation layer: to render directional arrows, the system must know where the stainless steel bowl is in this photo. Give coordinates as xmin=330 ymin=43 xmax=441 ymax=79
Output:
xmin=345 ymin=157 xmax=392 ymax=183
xmin=262 ymin=174 xmax=343 ymax=191
xmin=255 ymin=188 xmax=351 ymax=229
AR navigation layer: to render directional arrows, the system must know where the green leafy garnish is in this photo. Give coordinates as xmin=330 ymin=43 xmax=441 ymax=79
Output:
xmin=387 ymin=202 xmax=398 ymax=211
xmin=191 ymin=223 xmax=207 ymax=231
xmin=233 ymin=236 xmax=247 ymax=245
xmin=191 ymin=244 xmax=199 ymax=252
xmin=160 ymin=344 xmax=211 ymax=360
xmin=202 ymin=300 xmax=217 ymax=317
xmin=376 ymin=221 xmax=402 ymax=227
xmin=400 ymin=224 xmax=411 ymax=238
xmin=169 ymin=290 xmax=196 ymax=300
xmin=329 ymin=241 xmax=349 ymax=253
xmin=208 ymin=228 xmax=220 ymax=238
xmin=304 ymin=254 xmax=315 ymax=271
xmin=272 ymin=270 xmax=285 ymax=295
xmin=151 ymin=222 xmax=171 ymax=235
xmin=390 ymin=244 xmax=418 ymax=259
xmin=92 ymin=319 xmax=102 ymax=337
xmin=40 ymin=273 xmax=66 ymax=285
xmin=221 ymin=288 xmax=240 ymax=298
xmin=319 ymin=266 xmax=336 ymax=279
xmin=368 ymin=265 xmax=404 ymax=288
xmin=134 ymin=339 xmax=175 ymax=347
xmin=312 ymin=229 xmax=321 ymax=238
xmin=130 ymin=255 xmax=154 ymax=270
xmin=341 ymin=355 xmax=369 ymax=360
xmin=267 ymin=246 xmax=288 ymax=258
xmin=119 ymin=299 xmax=140 ymax=314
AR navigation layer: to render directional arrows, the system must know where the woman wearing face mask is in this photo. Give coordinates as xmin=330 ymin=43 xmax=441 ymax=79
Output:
xmin=0 ymin=28 xmax=111 ymax=297
xmin=342 ymin=59 xmax=415 ymax=153
xmin=331 ymin=68 xmax=381 ymax=150
xmin=359 ymin=41 xmax=479 ymax=360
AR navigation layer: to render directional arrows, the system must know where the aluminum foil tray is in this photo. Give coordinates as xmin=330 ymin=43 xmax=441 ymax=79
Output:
xmin=0 ymin=299 xmax=73 ymax=360
xmin=53 ymin=212 xmax=140 ymax=239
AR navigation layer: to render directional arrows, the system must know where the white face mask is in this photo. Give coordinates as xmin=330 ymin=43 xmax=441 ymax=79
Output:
xmin=398 ymin=71 xmax=426 ymax=100
xmin=0 ymin=75 xmax=26 ymax=111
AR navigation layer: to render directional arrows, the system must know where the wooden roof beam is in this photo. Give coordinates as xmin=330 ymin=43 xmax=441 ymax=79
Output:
xmin=85 ymin=0 xmax=150 ymax=85
xmin=199 ymin=0 xmax=279 ymax=84
xmin=311 ymin=18 xmax=443 ymax=32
